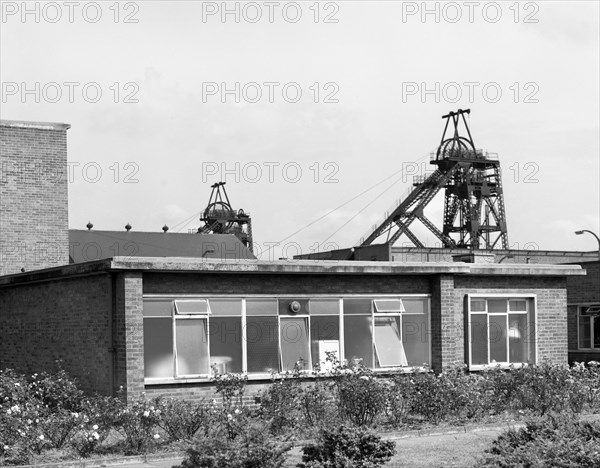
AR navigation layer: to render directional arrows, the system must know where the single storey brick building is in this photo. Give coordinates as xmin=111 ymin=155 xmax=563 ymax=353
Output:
xmin=567 ymin=260 xmax=600 ymax=363
xmin=0 ymin=256 xmax=584 ymax=401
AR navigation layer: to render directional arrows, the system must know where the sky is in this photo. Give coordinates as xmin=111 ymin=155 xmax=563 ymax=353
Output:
xmin=1 ymin=0 xmax=599 ymax=259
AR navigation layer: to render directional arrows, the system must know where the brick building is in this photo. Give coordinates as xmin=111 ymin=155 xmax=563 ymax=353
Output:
xmin=0 ymin=257 xmax=584 ymax=401
xmin=0 ymin=119 xmax=594 ymax=401
xmin=567 ymin=260 xmax=600 ymax=363
xmin=0 ymin=120 xmax=70 ymax=276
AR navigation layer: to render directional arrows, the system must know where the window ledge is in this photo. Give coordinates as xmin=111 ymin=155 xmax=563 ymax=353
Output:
xmin=469 ymin=363 xmax=528 ymax=371
xmin=144 ymin=366 xmax=433 ymax=385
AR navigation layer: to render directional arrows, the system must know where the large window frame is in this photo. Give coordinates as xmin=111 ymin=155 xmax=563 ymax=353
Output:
xmin=143 ymin=294 xmax=431 ymax=384
xmin=467 ymin=294 xmax=537 ymax=370
xmin=576 ymin=304 xmax=600 ymax=350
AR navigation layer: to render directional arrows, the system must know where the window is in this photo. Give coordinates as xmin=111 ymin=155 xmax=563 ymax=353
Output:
xmin=142 ymin=295 xmax=431 ymax=381
xmin=467 ymin=296 xmax=536 ymax=368
xmin=578 ymin=305 xmax=600 ymax=350
xmin=343 ymin=297 xmax=430 ymax=368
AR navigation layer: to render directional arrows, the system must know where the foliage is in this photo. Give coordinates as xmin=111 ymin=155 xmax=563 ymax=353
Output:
xmin=298 ymin=425 xmax=396 ymax=468
xmin=330 ymin=360 xmax=387 ymax=427
xmin=154 ymin=397 xmax=215 ymax=441
xmin=177 ymin=419 xmax=292 ymax=468
xmin=480 ymin=413 xmax=600 ymax=467
xmin=112 ymin=391 xmax=162 ymax=454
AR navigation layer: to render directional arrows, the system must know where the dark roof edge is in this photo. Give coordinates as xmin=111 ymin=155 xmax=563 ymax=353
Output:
xmin=0 ymin=257 xmax=585 ymax=287
xmin=1 ymin=119 xmax=71 ymax=131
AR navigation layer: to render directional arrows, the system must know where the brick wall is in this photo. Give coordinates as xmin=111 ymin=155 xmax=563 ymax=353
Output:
xmin=567 ymin=261 xmax=600 ymax=304
xmin=114 ymin=272 xmax=145 ymax=400
xmin=0 ymin=121 xmax=70 ymax=275
xmin=0 ymin=274 xmax=113 ymax=394
xmin=453 ymin=276 xmax=568 ymax=364
xmin=143 ymin=272 xmax=431 ymax=295
xmin=567 ymin=261 xmax=600 ymax=362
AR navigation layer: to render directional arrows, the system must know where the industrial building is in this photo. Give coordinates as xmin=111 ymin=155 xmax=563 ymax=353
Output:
xmin=0 ymin=117 xmax=596 ymax=401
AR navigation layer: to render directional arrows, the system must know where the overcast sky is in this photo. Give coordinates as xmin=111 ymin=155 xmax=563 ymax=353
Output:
xmin=2 ymin=1 xmax=599 ymax=259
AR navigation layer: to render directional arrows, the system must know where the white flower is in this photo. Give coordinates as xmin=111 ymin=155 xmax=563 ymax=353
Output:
xmin=227 ymin=414 xmax=233 ymax=420
xmin=38 ymin=435 xmax=44 ymax=441
xmin=3 ymin=445 xmax=9 ymax=451
xmin=92 ymin=432 xmax=100 ymax=440
xmin=92 ymin=424 xmax=98 ymax=430
xmin=6 ymin=410 xmax=11 ymax=415
xmin=234 ymin=408 xmax=241 ymax=415
xmin=14 ymin=383 xmax=20 ymax=387
xmin=71 ymin=412 xmax=79 ymax=418
xmin=153 ymin=434 xmax=160 ymax=440
xmin=143 ymin=410 xmax=150 ymax=417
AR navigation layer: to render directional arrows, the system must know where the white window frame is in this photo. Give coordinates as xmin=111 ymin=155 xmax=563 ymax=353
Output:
xmin=143 ymin=294 xmax=431 ymax=384
xmin=467 ymin=294 xmax=537 ymax=370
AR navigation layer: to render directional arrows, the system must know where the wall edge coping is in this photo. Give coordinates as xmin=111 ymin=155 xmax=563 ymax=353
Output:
xmin=0 ymin=119 xmax=71 ymax=131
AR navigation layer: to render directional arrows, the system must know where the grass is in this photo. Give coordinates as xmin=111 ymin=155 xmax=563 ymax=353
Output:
xmin=282 ymin=425 xmax=509 ymax=468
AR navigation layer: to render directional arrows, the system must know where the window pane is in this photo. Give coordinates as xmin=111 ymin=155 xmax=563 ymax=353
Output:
xmin=279 ymin=299 xmax=309 ymax=316
xmin=343 ymin=315 xmax=373 ymax=367
xmin=311 ymin=316 xmax=340 ymax=369
xmin=143 ymin=300 xmax=172 ymax=317
xmin=594 ymin=318 xmax=600 ymax=349
xmin=175 ymin=300 xmax=209 ymax=315
xmin=310 ymin=299 xmax=340 ymax=315
xmin=176 ymin=320 xmax=209 ymax=375
xmin=402 ymin=313 xmax=430 ymax=366
xmin=374 ymin=317 xmax=407 ymax=367
xmin=280 ymin=318 xmax=310 ymax=371
xmin=374 ymin=299 xmax=403 ymax=313
xmin=246 ymin=316 xmax=279 ymax=372
xmin=488 ymin=299 xmax=507 ymax=313
xmin=579 ymin=316 xmax=591 ymax=348
xmin=489 ymin=315 xmax=508 ymax=362
xmin=471 ymin=314 xmax=488 ymax=365
xmin=470 ymin=299 xmax=486 ymax=312
xmin=403 ymin=298 xmax=428 ymax=315
xmin=343 ymin=299 xmax=371 ymax=315
xmin=209 ymin=317 xmax=242 ymax=373
xmin=509 ymin=300 xmax=527 ymax=312
xmin=144 ymin=318 xmax=173 ymax=378
xmin=509 ymin=314 xmax=528 ymax=362
xmin=246 ymin=299 xmax=278 ymax=316
xmin=209 ymin=299 xmax=242 ymax=316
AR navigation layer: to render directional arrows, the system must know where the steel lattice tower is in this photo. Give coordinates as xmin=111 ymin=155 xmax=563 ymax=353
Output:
xmin=198 ymin=181 xmax=254 ymax=252
xmin=359 ymin=109 xmax=509 ymax=250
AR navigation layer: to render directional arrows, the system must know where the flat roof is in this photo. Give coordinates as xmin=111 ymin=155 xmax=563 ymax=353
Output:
xmin=0 ymin=257 xmax=585 ymax=287
xmin=0 ymin=119 xmax=71 ymax=131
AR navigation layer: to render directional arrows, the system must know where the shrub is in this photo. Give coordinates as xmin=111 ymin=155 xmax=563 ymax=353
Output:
xmin=480 ymin=413 xmax=600 ymax=467
xmin=331 ymin=363 xmax=387 ymax=427
xmin=514 ymin=361 xmax=587 ymax=415
xmin=259 ymin=369 xmax=305 ymax=434
xmin=298 ymin=425 xmax=396 ymax=468
xmin=212 ymin=369 xmax=248 ymax=414
xmin=154 ymin=397 xmax=214 ymax=441
xmin=176 ymin=419 xmax=292 ymax=468
xmin=112 ymin=392 xmax=162 ymax=454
